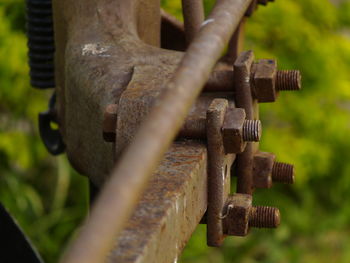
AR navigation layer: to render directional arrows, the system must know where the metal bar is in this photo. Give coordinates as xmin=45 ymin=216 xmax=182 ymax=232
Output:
xmin=206 ymin=99 xmax=234 ymax=246
xmin=107 ymin=142 xmax=208 ymax=263
xmin=234 ymin=51 xmax=256 ymax=194
xmin=225 ymin=18 xmax=246 ymax=63
xmin=182 ymin=0 xmax=205 ymax=44
xmin=61 ymin=1 xmax=252 ymax=262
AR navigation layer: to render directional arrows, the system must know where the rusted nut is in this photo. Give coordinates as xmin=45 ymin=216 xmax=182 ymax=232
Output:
xmin=224 ymin=194 xmax=280 ymax=236
xmin=276 ymin=70 xmax=301 ymax=91
xmin=249 ymin=206 xmax=280 ymax=228
xmin=222 ymin=108 xmax=260 ymax=154
xmin=242 ymin=120 xmax=261 ymax=142
xmin=253 ymin=151 xmax=275 ymax=188
xmin=252 ymin=59 xmax=301 ymax=103
xmin=102 ymin=104 xmax=118 ymax=142
xmin=224 ymin=194 xmax=252 ymax=236
xmin=272 ymin=162 xmax=295 ymax=184
xmin=251 ymin=59 xmax=277 ymax=103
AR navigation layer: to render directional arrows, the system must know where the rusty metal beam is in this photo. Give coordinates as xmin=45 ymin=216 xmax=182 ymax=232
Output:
xmin=107 ymin=142 xmax=207 ymax=263
xmin=61 ymin=1 xmax=252 ymax=262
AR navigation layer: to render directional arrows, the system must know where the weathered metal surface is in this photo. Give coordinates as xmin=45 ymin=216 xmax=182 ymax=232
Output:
xmin=251 ymin=60 xmax=302 ymax=103
xmin=203 ymin=67 xmax=301 ymax=95
xmin=60 ymin=1 xmax=253 ymax=262
xmin=224 ymin=19 xmax=246 ymax=64
xmin=233 ymin=51 xmax=257 ymax=194
xmin=252 ymin=59 xmax=278 ymax=103
xmin=224 ymin=194 xmax=252 ymax=236
xmin=222 ymin=108 xmax=247 ymax=153
xmin=53 ymin=0 xmax=184 ymax=186
xmin=223 ymin=194 xmax=280 ymax=236
xmin=179 ymin=93 xmax=235 ymax=139
xmin=206 ymin=99 xmax=234 ymax=247
xmin=252 ymin=151 xmax=275 ymax=189
xmin=107 ymin=141 xmax=207 ymax=263
xmin=182 ymin=0 xmax=205 ymax=44
xmin=252 ymin=152 xmax=295 ymax=188
xmin=204 ymin=69 xmax=234 ymax=92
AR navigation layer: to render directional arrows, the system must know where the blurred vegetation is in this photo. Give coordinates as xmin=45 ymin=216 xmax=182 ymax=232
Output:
xmin=0 ymin=1 xmax=88 ymax=261
xmin=1 ymin=0 xmax=350 ymax=262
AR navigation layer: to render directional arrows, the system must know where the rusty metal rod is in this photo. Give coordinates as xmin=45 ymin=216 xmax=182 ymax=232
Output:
xmin=182 ymin=0 xmax=205 ymax=44
xmin=225 ymin=18 xmax=246 ymax=63
xmin=61 ymin=1 xmax=252 ymax=262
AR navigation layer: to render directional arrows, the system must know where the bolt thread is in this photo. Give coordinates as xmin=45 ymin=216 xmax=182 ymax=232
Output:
xmin=272 ymin=162 xmax=295 ymax=184
xmin=242 ymin=120 xmax=261 ymax=142
xmin=249 ymin=206 xmax=280 ymax=228
xmin=276 ymin=70 xmax=301 ymax=91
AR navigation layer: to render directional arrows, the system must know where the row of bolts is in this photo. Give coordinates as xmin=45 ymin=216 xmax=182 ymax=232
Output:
xmin=102 ymin=66 xmax=300 ymax=231
xmin=227 ymin=69 xmax=299 ymax=230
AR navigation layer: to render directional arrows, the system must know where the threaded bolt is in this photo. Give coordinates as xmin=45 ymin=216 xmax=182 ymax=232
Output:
xmin=276 ymin=70 xmax=301 ymax=91
xmin=272 ymin=162 xmax=295 ymax=184
xmin=242 ymin=120 xmax=262 ymax=142
xmin=249 ymin=206 xmax=280 ymax=228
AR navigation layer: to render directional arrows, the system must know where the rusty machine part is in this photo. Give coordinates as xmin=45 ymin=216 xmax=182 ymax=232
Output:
xmin=25 ymin=0 xmax=302 ymax=262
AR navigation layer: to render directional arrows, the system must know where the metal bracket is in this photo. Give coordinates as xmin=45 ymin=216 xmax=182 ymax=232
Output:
xmin=206 ymin=99 xmax=234 ymax=246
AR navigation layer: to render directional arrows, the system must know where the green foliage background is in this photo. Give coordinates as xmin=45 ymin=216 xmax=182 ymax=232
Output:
xmin=1 ymin=0 xmax=350 ymax=262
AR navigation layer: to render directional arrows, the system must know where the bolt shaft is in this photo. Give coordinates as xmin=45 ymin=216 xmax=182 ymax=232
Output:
xmin=276 ymin=70 xmax=301 ymax=91
xmin=249 ymin=206 xmax=280 ymax=228
xmin=272 ymin=162 xmax=295 ymax=184
xmin=242 ymin=120 xmax=261 ymax=142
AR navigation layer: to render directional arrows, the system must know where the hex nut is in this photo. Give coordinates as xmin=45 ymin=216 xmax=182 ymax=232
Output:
xmin=253 ymin=151 xmax=275 ymax=188
xmin=224 ymin=194 xmax=252 ymax=236
xmin=252 ymin=59 xmax=278 ymax=103
xmin=222 ymin=108 xmax=247 ymax=153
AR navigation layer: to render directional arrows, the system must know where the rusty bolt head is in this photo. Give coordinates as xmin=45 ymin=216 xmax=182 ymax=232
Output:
xmin=222 ymin=108 xmax=247 ymax=153
xmin=222 ymin=108 xmax=261 ymax=153
xmin=103 ymin=104 xmax=118 ymax=142
xmin=252 ymin=59 xmax=278 ymax=103
xmin=224 ymin=194 xmax=281 ymax=236
xmin=252 ymin=60 xmax=302 ymax=103
xmin=253 ymin=151 xmax=275 ymax=189
xmin=224 ymin=194 xmax=252 ymax=236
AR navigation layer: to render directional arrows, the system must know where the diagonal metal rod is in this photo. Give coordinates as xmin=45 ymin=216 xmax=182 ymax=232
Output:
xmin=182 ymin=0 xmax=205 ymax=44
xmin=61 ymin=0 xmax=252 ymax=262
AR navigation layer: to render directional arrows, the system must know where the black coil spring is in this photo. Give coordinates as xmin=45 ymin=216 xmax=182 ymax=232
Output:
xmin=26 ymin=0 xmax=55 ymax=89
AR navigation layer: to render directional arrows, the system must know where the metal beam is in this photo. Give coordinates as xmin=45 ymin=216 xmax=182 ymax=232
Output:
xmin=107 ymin=142 xmax=207 ymax=263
